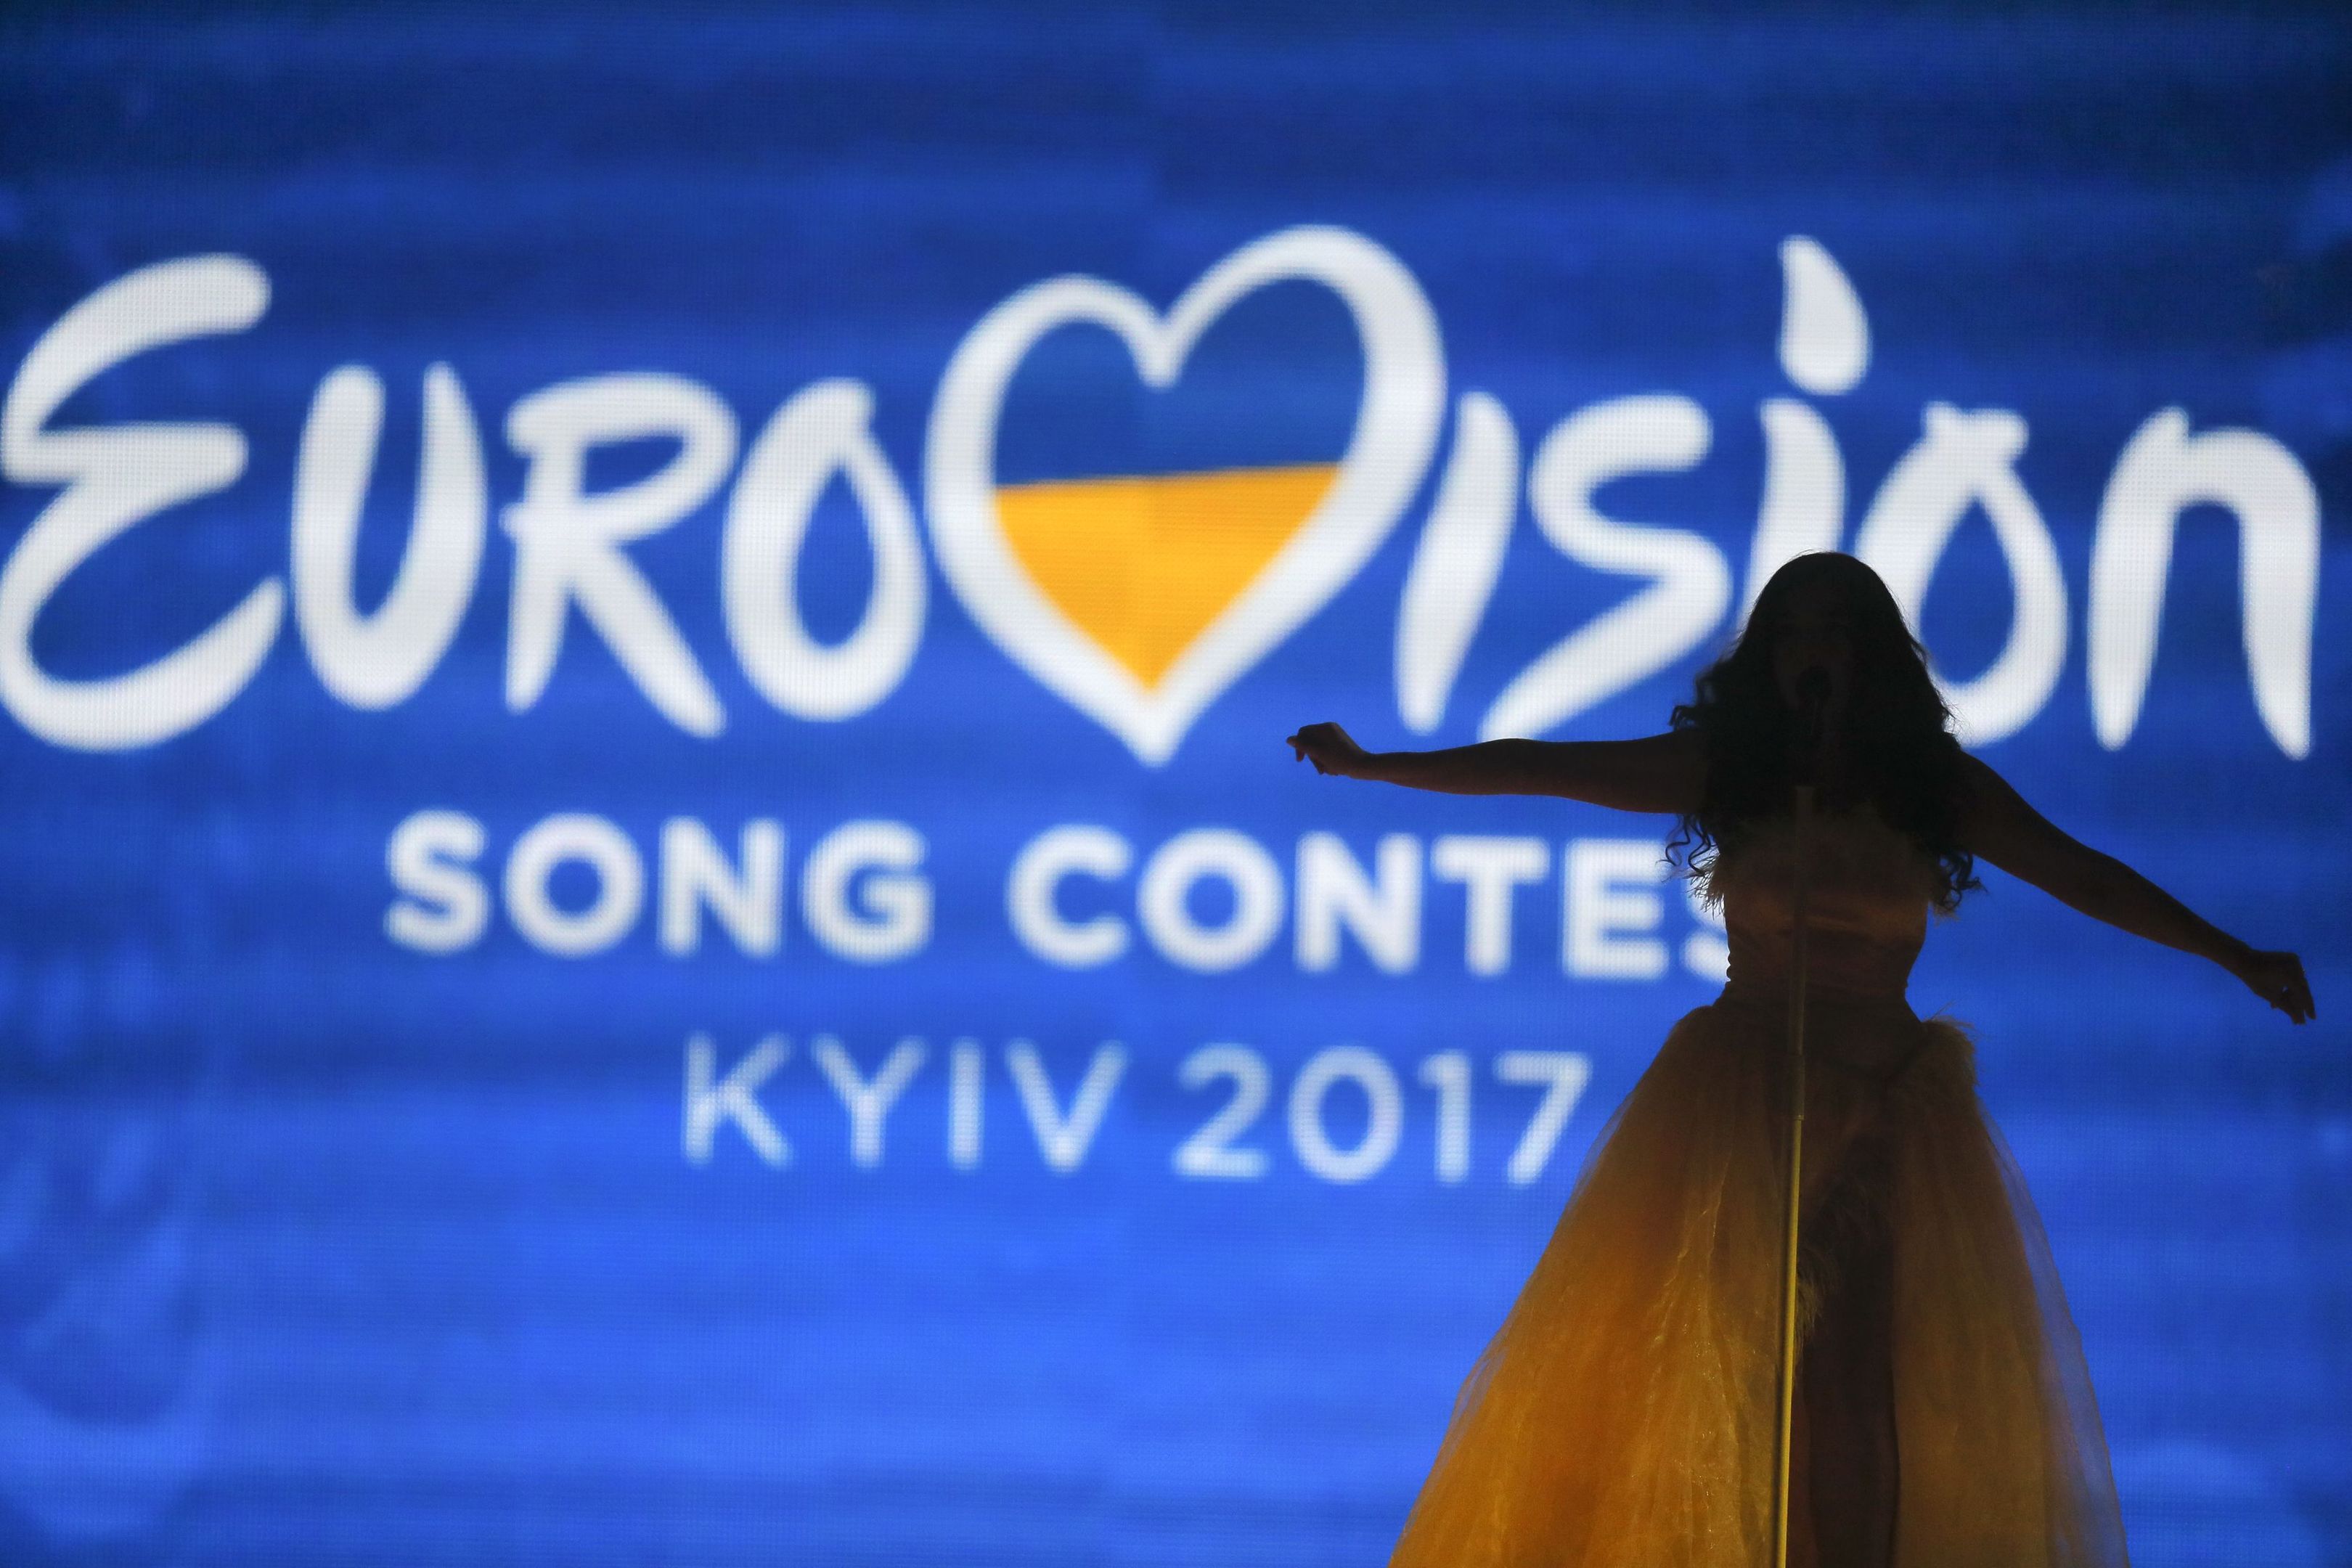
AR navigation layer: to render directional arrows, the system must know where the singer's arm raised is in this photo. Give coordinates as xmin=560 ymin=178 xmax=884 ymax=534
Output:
xmin=1960 ymin=754 xmax=2314 ymax=1023
xmin=1284 ymin=724 xmax=1703 ymax=815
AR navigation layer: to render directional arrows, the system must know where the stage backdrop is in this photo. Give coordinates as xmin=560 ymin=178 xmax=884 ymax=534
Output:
xmin=2 ymin=3 xmax=2347 ymax=1563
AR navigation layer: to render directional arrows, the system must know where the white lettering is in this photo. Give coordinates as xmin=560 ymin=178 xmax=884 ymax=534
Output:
xmin=1855 ymin=404 xmax=2067 ymax=745
xmin=1395 ymin=391 xmax=1519 ymax=732
xmin=1482 ymin=394 xmax=1729 ymax=739
xmin=1172 ymin=1043 xmax=1272 ymax=1180
xmin=1288 ymin=1045 xmax=1402 ymax=1184
xmin=1294 ymin=831 xmax=1421 ymax=973
xmin=1005 ymin=1040 xmax=1126 ymax=1172
xmin=292 ymin=363 xmax=485 ymax=708
xmin=503 ymin=374 xmax=735 ymax=735
xmin=1776 ymin=237 xmax=1869 ymax=398
xmin=1497 ymin=1050 xmax=1592 ymax=1185
xmin=0 ymin=255 xmax=280 ymax=749
xmin=1006 ymin=824 xmax=1132 ymax=968
xmin=1744 ymin=399 xmax=1845 ymax=624
xmin=2090 ymin=409 xmax=2319 ymax=758
xmin=682 ymin=1033 xmax=790 ymax=1166
xmin=1138 ymin=828 xmax=1284 ymax=973
xmin=801 ymin=820 xmax=930 ymax=963
xmin=724 ymin=379 xmax=926 ymax=721
xmin=659 ymin=817 xmax=783 ymax=957
xmin=811 ymin=1034 xmax=926 ymax=1169
xmin=505 ymin=812 xmax=645 ymax=957
xmin=1744 ymin=237 xmax=1868 ymax=621
xmin=1431 ymin=834 xmax=1547 ymax=976
xmin=1564 ymin=838 xmax=1669 ymax=980
xmin=949 ymin=1039 xmax=985 ymax=1169
xmin=384 ymin=808 xmax=489 ymax=953
xmin=1418 ymin=1050 xmax=1471 ymax=1183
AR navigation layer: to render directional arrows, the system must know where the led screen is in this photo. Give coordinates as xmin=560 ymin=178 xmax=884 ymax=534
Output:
xmin=2 ymin=4 xmax=2347 ymax=1563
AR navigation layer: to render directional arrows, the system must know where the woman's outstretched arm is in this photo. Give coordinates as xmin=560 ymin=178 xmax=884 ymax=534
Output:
xmin=1284 ymin=723 xmax=1703 ymax=814
xmin=1961 ymin=754 xmax=2314 ymax=1024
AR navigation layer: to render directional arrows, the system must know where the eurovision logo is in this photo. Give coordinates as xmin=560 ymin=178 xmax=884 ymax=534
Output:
xmin=0 ymin=226 xmax=2322 ymax=759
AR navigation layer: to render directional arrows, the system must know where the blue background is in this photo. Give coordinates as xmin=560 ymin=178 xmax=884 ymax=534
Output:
xmin=2 ymin=3 xmax=2348 ymax=1563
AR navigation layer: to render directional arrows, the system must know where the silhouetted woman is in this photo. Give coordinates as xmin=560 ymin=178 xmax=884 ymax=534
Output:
xmin=1287 ymin=552 xmax=2311 ymax=1568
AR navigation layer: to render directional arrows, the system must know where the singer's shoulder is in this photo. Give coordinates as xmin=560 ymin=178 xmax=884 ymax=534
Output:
xmin=1956 ymin=751 xmax=2116 ymax=891
xmin=1955 ymin=751 xmax=2010 ymax=810
xmin=1955 ymin=750 xmax=2015 ymax=799
xmin=1955 ymin=752 xmax=2057 ymax=854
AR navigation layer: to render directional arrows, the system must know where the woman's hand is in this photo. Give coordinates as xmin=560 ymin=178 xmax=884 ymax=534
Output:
xmin=1287 ymin=721 xmax=1371 ymax=778
xmin=2229 ymin=946 xmax=2316 ymax=1024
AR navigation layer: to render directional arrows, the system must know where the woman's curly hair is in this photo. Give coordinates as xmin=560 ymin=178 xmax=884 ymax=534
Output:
xmin=1670 ymin=552 xmax=1980 ymax=912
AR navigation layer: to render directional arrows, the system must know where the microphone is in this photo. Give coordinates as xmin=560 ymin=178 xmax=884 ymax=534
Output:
xmin=1792 ymin=669 xmax=1832 ymax=787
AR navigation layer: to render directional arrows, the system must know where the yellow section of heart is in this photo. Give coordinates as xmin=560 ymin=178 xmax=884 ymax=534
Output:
xmin=994 ymin=462 xmax=1338 ymax=690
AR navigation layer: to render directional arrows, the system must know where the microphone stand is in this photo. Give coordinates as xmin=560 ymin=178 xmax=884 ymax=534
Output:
xmin=1769 ymin=680 xmax=1826 ymax=1568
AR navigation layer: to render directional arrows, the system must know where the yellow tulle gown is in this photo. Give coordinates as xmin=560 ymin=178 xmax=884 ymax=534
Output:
xmin=1389 ymin=811 xmax=2131 ymax=1567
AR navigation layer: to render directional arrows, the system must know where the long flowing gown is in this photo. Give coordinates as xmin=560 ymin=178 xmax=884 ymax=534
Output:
xmin=1389 ymin=811 xmax=2132 ymax=1567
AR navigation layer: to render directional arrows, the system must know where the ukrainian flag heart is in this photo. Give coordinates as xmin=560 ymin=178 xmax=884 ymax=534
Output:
xmin=925 ymin=226 xmax=1445 ymax=763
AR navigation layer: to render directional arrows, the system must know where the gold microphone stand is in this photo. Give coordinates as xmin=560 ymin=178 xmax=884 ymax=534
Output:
xmin=1769 ymin=775 xmax=1816 ymax=1568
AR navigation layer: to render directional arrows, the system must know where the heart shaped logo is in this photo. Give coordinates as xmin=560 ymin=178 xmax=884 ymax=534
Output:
xmin=926 ymin=226 xmax=1445 ymax=763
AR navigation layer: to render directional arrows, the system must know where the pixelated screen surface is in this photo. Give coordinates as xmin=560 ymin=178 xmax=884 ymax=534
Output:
xmin=1 ymin=3 xmax=2346 ymax=1563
